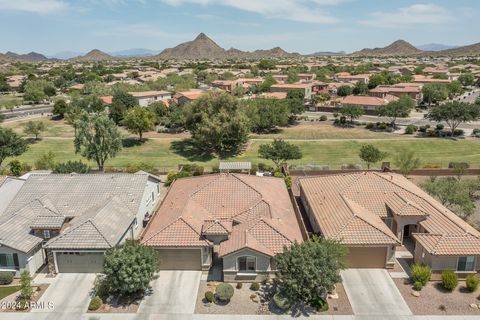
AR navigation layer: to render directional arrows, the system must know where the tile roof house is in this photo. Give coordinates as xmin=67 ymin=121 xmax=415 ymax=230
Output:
xmin=0 ymin=172 xmax=161 ymax=275
xmin=141 ymin=173 xmax=303 ymax=282
xmin=298 ymin=172 xmax=480 ymax=277
xmin=337 ymin=94 xmax=399 ymax=112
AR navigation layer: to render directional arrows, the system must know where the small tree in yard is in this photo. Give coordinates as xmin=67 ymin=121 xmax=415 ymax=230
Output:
xmin=103 ymin=242 xmax=159 ymax=296
xmin=0 ymin=128 xmax=28 ymax=167
xmin=393 ymin=149 xmax=421 ymax=177
xmin=258 ymin=139 xmax=302 ymax=170
xmin=340 ymin=104 xmax=363 ymax=125
xmin=74 ymin=112 xmax=122 ymax=172
xmin=20 ymin=271 xmax=33 ymax=300
xmin=23 ymin=121 xmax=46 ymax=140
xmin=359 ymin=144 xmax=386 ymax=170
xmin=122 ymin=106 xmax=157 ymax=141
xmin=275 ymin=236 xmax=347 ymax=306
xmin=426 ymin=102 xmax=480 ymax=136
xmin=377 ymin=95 xmax=415 ymax=128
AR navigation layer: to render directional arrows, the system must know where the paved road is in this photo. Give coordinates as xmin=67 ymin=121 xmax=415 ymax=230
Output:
xmin=31 ymin=273 xmax=95 ymax=314
xmin=138 ymin=270 xmax=202 ymax=314
xmin=341 ymin=269 xmax=412 ymax=318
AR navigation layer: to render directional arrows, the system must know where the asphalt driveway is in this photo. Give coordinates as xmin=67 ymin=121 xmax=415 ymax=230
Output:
xmin=341 ymin=269 xmax=412 ymax=317
xmin=138 ymin=270 xmax=201 ymax=314
xmin=32 ymin=273 xmax=95 ymax=314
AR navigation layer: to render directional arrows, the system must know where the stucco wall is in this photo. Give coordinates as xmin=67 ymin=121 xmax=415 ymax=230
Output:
xmin=134 ymin=178 xmax=161 ymax=238
xmin=223 ymin=248 xmax=272 ymax=272
xmin=0 ymin=245 xmax=44 ymax=276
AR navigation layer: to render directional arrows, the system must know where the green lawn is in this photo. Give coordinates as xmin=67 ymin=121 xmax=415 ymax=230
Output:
xmin=7 ymin=137 xmax=480 ymax=171
xmin=0 ymin=286 xmax=21 ymax=300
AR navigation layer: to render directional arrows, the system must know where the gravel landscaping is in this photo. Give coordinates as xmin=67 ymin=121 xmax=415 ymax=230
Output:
xmin=394 ymin=278 xmax=480 ymax=315
xmin=194 ymin=280 xmax=352 ymax=315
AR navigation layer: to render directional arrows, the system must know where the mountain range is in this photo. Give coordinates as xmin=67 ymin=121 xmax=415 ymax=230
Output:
xmin=415 ymin=43 xmax=459 ymax=51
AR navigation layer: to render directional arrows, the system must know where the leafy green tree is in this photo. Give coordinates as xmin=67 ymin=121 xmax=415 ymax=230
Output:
xmin=340 ymin=104 xmax=364 ymax=125
xmin=359 ymin=144 xmax=386 ymax=169
xmin=275 ymin=236 xmax=347 ymax=306
xmin=258 ymin=139 xmax=302 ymax=170
xmin=34 ymin=151 xmax=56 ymax=170
xmin=23 ymin=79 xmax=55 ymax=102
xmin=426 ymin=101 xmax=480 ymax=136
xmin=109 ymin=92 xmax=137 ymax=124
xmin=257 ymin=59 xmax=276 ymax=70
xmin=458 ymin=73 xmax=475 ymax=87
xmin=0 ymin=128 xmax=28 ymax=166
xmin=184 ymin=92 xmax=250 ymax=154
xmin=393 ymin=149 xmax=421 ymax=177
xmin=8 ymin=159 xmax=22 ymax=176
xmin=422 ymin=83 xmax=448 ymax=107
xmin=377 ymin=95 xmax=415 ymax=128
xmin=19 ymin=271 xmax=33 ymax=300
xmin=353 ymin=81 xmax=369 ymax=95
xmin=103 ymin=242 xmax=159 ymax=296
xmin=0 ymin=74 xmax=10 ymax=92
xmin=336 ymin=85 xmax=353 ymax=97
xmin=148 ymin=101 xmax=168 ymax=124
xmin=243 ymin=98 xmax=290 ymax=133
xmin=74 ymin=112 xmax=122 ymax=171
xmin=23 ymin=121 xmax=46 ymax=140
xmin=421 ymin=177 xmax=476 ymax=218
xmin=259 ymin=75 xmax=277 ymax=92
xmin=286 ymin=89 xmax=305 ymax=114
xmin=54 ymin=160 xmax=90 ymax=173
xmin=122 ymin=106 xmax=156 ymax=141
xmin=52 ymin=98 xmax=68 ymax=118
xmin=447 ymin=81 xmax=463 ymax=98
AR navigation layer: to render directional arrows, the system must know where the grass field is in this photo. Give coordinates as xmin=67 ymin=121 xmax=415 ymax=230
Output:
xmin=0 ymin=286 xmax=20 ymax=300
xmin=7 ymin=136 xmax=480 ymax=171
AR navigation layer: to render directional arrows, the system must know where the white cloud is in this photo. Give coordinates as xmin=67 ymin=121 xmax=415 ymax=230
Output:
xmin=0 ymin=0 xmax=68 ymax=14
xmin=159 ymin=0 xmax=344 ymax=24
xmin=360 ymin=4 xmax=453 ymax=28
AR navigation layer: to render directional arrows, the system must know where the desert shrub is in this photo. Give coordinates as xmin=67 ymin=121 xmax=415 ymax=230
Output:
xmin=365 ymin=123 xmax=374 ymax=129
xmin=273 ymin=292 xmax=291 ymax=310
xmin=472 ymin=128 xmax=480 ymax=137
xmin=165 ymin=170 xmax=193 ymax=186
xmin=411 ymin=264 xmax=431 ymax=286
xmin=378 ymin=122 xmax=388 ymax=130
xmin=311 ymin=298 xmax=329 ymax=312
xmin=319 ymin=115 xmax=327 ymax=121
xmin=54 ymin=160 xmax=90 ymax=174
xmin=436 ymin=123 xmax=445 ymax=130
xmin=413 ymin=281 xmax=423 ymax=291
xmin=441 ymin=270 xmax=458 ymax=291
xmin=405 ymin=125 xmax=418 ymax=134
xmin=250 ymin=282 xmax=260 ymax=291
xmin=215 ymin=283 xmax=234 ymax=302
xmin=236 ymin=282 xmax=243 ymax=289
xmin=88 ymin=296 xmax=103 ymax=311
xmin=0 ymin=271 xmax=14 ymax=285
xmin=466 ymin=274 xmax=480 ymax=292
xmin=284 ymin=176 xmax=292 ymax=189
xmin=205 ymin=291 xmax=214 ymax=303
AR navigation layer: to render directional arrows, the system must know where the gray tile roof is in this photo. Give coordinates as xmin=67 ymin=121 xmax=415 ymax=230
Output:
xmin=0 ymin=173 xmax=152 ymax=253
xmin=0 ymin=177 xmax=26 ymax=215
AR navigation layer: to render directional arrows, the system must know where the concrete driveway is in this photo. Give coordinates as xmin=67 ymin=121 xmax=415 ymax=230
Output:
xmin=341 ymin=269 xmax=412 ymax=317
xmin=139 ymin=270 xmax=201 ymax=314
xmin=32 ymin=273 xmax=95 ymax=314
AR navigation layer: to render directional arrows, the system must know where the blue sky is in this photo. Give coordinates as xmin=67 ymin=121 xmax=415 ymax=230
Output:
xmin=0 ymin=0 xmax=479 ymax=55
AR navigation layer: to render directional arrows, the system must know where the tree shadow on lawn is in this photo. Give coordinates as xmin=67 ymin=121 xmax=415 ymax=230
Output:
xmin=122 ymin=138 xmax=147 ymax=148
xmin=170 ymin=139 xmax=216 ymax=162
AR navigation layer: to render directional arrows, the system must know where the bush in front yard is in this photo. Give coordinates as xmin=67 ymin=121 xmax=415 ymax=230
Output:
xmin=441 ymin=270 xmax=458 ymax=291
xmin=236 ymin=282 xmax=243 ymax=289
xmin=0 ymin=271 xmax=14 ymax=285
xmin=273 ymin=292 xmax=291 ymax=310
xmin=250 ymin=282 xmax=260 ymax=291
xmin=466 ymin=274 xmax=480 ymax=292
xmin=413 ymin=281 xmax=423 ymax=291
xmin=411 ymin=264 xmax=431 ymax=286
xmin=88 ymin=296 xmax=103 ymax=311
xmin=205 ymin=291 xmax=214 ymax=303
xmin=215 ymin=283 xmax=234 ymax=303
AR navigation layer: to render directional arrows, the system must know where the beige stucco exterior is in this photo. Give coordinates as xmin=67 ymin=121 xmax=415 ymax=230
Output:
xmin=222 ymin=248 xmax=274 ymax=282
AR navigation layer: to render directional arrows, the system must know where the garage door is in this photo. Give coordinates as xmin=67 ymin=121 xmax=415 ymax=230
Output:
xmin=56 ymin=252 xmax=105 ymax=273
xmin=346 ymin=247 xmax=387 ymax=268
xmin=157 ymin=249 xmax=201 ymax=270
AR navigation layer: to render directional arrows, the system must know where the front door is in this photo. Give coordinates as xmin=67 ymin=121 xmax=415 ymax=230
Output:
xmin=403 ymin=225 xmax=411 ymax=239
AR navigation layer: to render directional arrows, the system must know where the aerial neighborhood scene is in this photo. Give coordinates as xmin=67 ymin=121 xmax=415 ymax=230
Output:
xmin=2 ymin=1 xmax=480 ymax=319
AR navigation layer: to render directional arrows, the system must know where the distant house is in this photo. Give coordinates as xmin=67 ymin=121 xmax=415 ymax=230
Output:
xmin=100 ymin=95 xmax=113 ymax=105
xmin=299 ymin=172 xmax=480 ymax=278
xmin=6 ymin=75 xmax=26 ymax=91
xmin=337 ymin=94 xmax=398 ymax=112
xmin=413 ymin=75 xmax=451 ymax=84
xmin=369 ymin=85 xmax=422 ymax=103
xmin=270 ymin=83 xmax=313 ymax=99
xmin=272 ymin=75 xmax=288 ymax=83
xmin=211 ymin=80 xmax=240 ymax=93
xmin=174 ymin=89 xmax=206 ymax=104
xmin=297 ymin=73 xmax=316 ymax=82
xmin=335 ymin=72 xmax=371 ymax=84
xmin=141 ymin=174 xmax=303 ymax=281
xmin=0 ymin=173 xmax=161 ymax=275
xmin=128 ymin=91 xmax=172 ymax=107
xmin=260 ymin=92 xmax=287 ymax=100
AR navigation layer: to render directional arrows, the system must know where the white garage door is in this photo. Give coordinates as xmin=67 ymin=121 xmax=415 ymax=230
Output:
xmin=56 ymin=252 xmax=105 ymax=273
xmin=157 ymin=249 xmax=201 ymax=270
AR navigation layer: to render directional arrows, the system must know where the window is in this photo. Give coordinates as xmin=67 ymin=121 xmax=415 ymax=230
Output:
xmin=43 ymin=230 xmax=51 ymax=239
xmin=457 ymin=256 xmax=475 ymax=272
xmin=237 ymin=256 xmax=256 ymax=272
xmin=0 ymin=253 xmax=19 ymax=270
xmin=151 ymin=191 xmax=155 ymax=202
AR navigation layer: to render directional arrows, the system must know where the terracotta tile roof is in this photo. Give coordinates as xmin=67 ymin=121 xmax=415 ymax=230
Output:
xmin=271 ymin=83 xmax=310 ymax=89
xmin=299 ymin=172 xmax=480 ymax=253
xmin=100 ymin=96 xmax=113 ymax=105
xmin=141 ymin=174 xmax=303 ymax=255
xmin=338 ymin=95 xmax=398 ymax=107
xmin=413 ymin=233 xmax=480 ymax=256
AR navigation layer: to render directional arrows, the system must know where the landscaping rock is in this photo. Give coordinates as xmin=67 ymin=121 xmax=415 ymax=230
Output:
xmin=411 ymin=291 xmax=421 ymax=297
xmin=470 ymin=303 xmax=478 ymax=309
